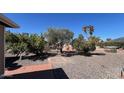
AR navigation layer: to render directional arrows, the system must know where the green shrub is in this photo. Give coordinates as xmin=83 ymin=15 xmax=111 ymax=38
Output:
xmin=27 ymin=34 xmax=46 ymax=55
xmin=6 ymin=31 xmax=46 ymax=59
xmin=105 ymin=49 xmax=117 ymax=53
xmin=9 ymin=42 xmax=28 ymax=56
xmin=121 ymin=45 xmax=124 ymax=49
xmin=73 ymin=40 xmax=96 ymax=53
xmin=89 ymin=43 xmax=96 ymax=51
xmin=103 ymin=41 xmax=124 ymax=48
xmin=97 ymin=42 xmax=104 ymax=48
xmin=82 ymin=44 xmax=90 ymax=53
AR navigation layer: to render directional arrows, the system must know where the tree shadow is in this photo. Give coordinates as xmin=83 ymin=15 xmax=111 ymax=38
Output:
xmin=22 ymin=53 xmax=57 ymax=61
xmin=5 ymin=57 xmax=22 ymax=71
xmin=82 ymin=52 xmax=106 ymax=57
xmin=5 ymin=53 xmax=57 ymax=70
xmin=61 ymin=52 xmax=106 ymax=57
xmin=4 ymin=68 xmax=69 ymax=79
xmin=91 ymin=53 xmax=106 ymax=56
xmin=61 ymin=51 xmax=78 ymax=57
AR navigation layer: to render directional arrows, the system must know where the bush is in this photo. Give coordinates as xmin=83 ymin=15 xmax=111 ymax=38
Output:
xmin=121 ymin=45 xmax=124 ymax=49
xmin=82 ymin=44 xmax=90 ymax=53
xmin=97 ymin=42 xmax=104 ymax=48
xmin=6 ymin=32 xmax=46 ymax=59
xmin=73 ymin=39 xmax=96 ymax=53
xmin=27 ymin=34 xmax=46 ymax=55
xmin=103 ymin=41 xmax=124 ymax=48
xmin=72 ymin=34 xmax=97 ymax=54
xmin=9 ymin=42 xmax=28 ymax=56
xmin=89 ymin=44 xmax=96 ymax=51
xmin=104 ymin=49 xmax=117 ymax=53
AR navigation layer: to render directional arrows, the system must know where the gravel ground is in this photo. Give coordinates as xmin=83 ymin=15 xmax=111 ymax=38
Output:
xmin=5 ymin=49 xmax=124 ymax=79
xmin=49 ymin=50 xmax=124 ymax=79
xmin=5 ymin=53 xmax=48 ymax=67
xmin=15 ymin=59 xmax=48 ymax=66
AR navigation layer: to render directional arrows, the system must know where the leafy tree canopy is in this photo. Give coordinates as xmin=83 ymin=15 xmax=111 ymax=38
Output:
xmin=44 ymin=28 xmax=74 ymax=45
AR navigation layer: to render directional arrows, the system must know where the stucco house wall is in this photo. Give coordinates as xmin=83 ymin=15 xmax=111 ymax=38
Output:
xmin=0 ymin=24 xmax=4 ymax=76
xmin=0 ymin=14 xmax=19 ymax=78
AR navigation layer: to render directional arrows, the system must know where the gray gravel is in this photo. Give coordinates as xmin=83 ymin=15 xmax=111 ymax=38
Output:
xmin=50 ymin=52 xmax=124 ymax=79
xmin=15 ymin=59 xmax=48 ymax=66
xmin=5 ymin=49 xmax=124 ymax=79
xmin=5 ymin=53 xmax=48 ymax=66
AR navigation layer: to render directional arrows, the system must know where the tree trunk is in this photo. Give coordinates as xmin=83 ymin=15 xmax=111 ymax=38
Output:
xmin=19 ymin=52 xmax=23 ymax=61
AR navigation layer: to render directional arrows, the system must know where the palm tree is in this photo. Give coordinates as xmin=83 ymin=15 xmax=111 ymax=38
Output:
xmin=83 ymin=25 xmax=94 ymax=39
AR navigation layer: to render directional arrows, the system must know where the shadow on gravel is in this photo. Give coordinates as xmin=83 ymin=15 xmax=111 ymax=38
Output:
xmin=4 ymin=68 xmax=69 ymax=79
xmin=5 ymin=53 xmax=57 ymax=70
xmin=5 ymin=57 xmax=22 ymax=71
xmin=91 ymin=53 xmax=106 ymax=56
xmin=61 ymin=52 xmax=106 ymax=57
xmin=82 ymin=52 xmax=106 ymax=57
xmin=22 ymin=53 xmax=57 ymax=61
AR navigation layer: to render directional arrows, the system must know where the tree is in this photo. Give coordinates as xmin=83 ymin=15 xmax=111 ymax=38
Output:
xmin=78 ymin=34 xmax=84 ymax=43
xmin=5 ymin=31 xmax=19 ymax=44
xmin=6 ymin=32 xmax=29 ymax=60
xmin=82 ymin=25 xmax=96 ymax=52
xmin=5 ymin=31 xmax=46 ymax=60
xmin=44 ymin=28 xmax=74 ymax=46
xmin=73 ymin=25 xmax=96 ymax=54
xmin=27 ymin=34 xmax=46 ymax=55
xmin=88 ymin=36 xmax=100 ymax=45
xmin=44 ymin=28 xmax=58 ymax=45
xmin=83 ymin=25 xmax=94 ymax=39
xmin=73 ymin=34 xmax=85 ymax=51
xmin=9 ymin=42 xmax=28 ymax=60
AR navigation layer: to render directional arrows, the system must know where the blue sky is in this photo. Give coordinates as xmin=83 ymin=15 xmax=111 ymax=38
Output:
xmin=4 ymin=13 xmax=124 ymax=40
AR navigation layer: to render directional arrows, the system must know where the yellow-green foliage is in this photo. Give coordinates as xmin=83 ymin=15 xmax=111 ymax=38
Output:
xmin=6 ymin=31 xmax=46 ymax=56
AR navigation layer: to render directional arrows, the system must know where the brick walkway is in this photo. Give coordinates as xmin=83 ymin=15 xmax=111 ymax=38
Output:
xmin=5 ymin=63 xmax=52 ymax=76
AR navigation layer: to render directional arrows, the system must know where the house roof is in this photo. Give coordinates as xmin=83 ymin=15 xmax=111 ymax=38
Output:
xmin=0 ymin=14 xmax=19 ymax=28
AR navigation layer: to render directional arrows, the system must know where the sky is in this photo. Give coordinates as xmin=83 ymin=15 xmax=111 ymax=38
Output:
xmin=4 ymin=13 xmax=124 ymax=40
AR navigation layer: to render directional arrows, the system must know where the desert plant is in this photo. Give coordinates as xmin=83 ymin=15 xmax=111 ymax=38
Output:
xmin=27 ymin=34 xmax=46 ymax=55
xmin=122 ymin=45 xmax=124 ymax=49
xmin=73 ymin=25 xmax=96 ymax=54
xmin=103 ymin=41 xmax=124 ymax=49
xmin=6 ymin=32 xmax=29 ymax=60
xmin=5 ymin=31 xmax=19 ymax=43
xmin=73 ymin=34 xmax=85 ymax=51
xmin=9 ymin=42 xmax=28 ymax=60
xmin=73 ymin=34 xmax=95 ymax=53
xmin=83 ymin=25 xmax=94 ymax=38
xmin=5 ymin=31 xmax=46 ymax=60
